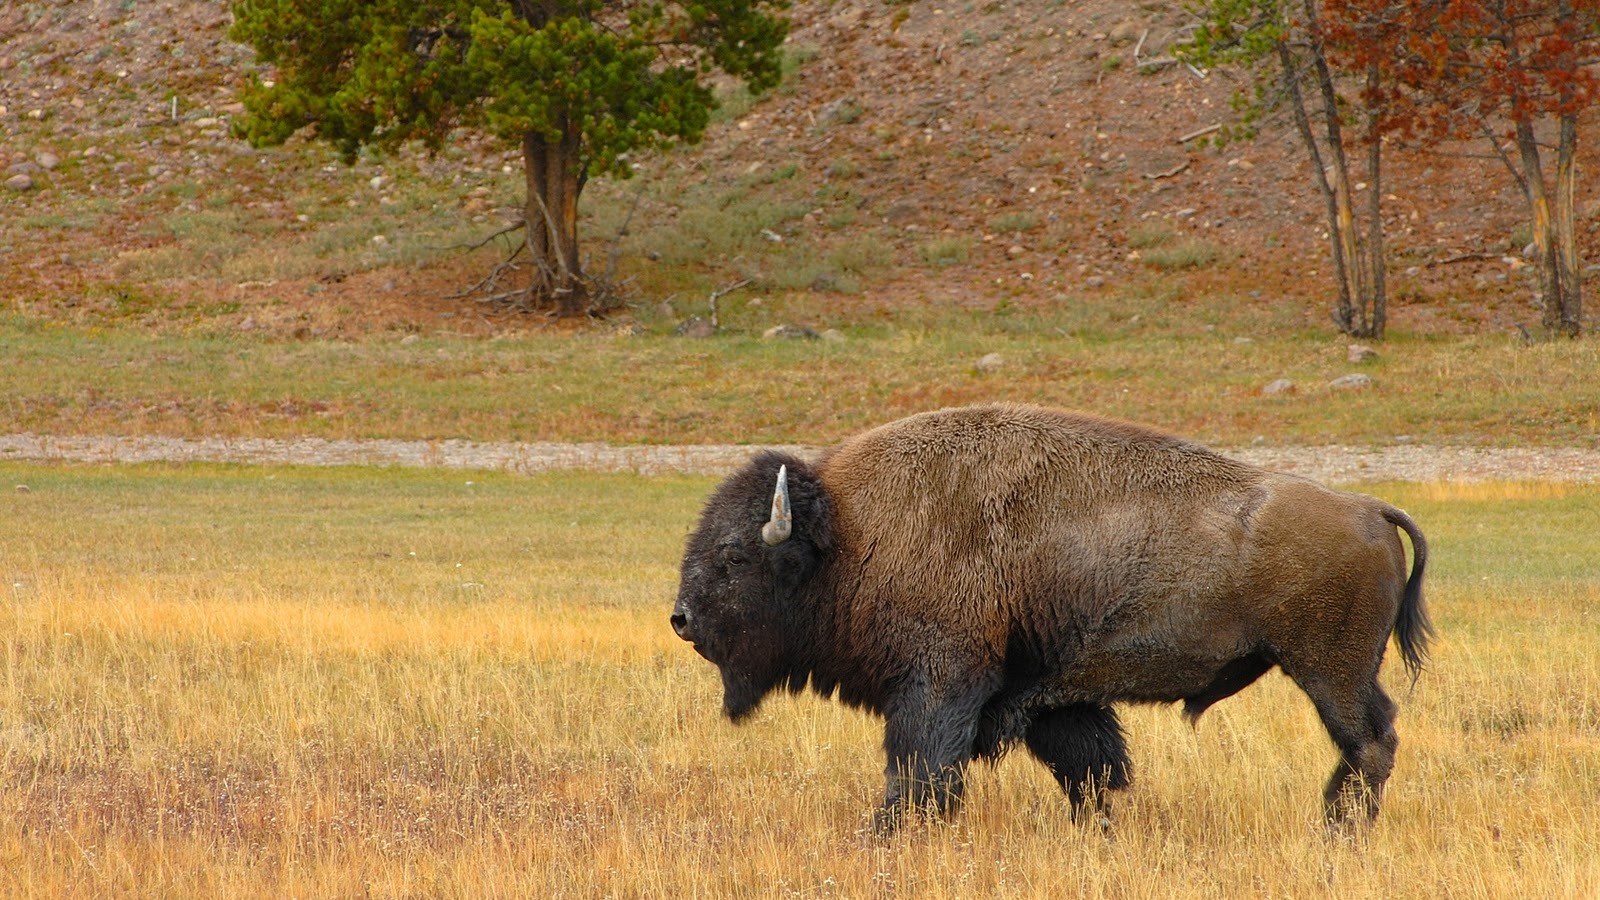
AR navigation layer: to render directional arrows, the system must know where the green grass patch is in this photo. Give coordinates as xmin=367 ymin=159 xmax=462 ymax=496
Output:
xmin=918 ymin=235 xmax=973 ymax=268
xmin=2 ymin=306 xmax=1598 ymax=448
xmin=987 ymin=211 xmax=1041 ymax=234
xmin=1142 ymin=238 xmax=1223 ymax=271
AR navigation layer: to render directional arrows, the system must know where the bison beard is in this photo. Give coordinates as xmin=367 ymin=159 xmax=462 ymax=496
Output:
xmin=672 ymin=404 xmax=1432 ymax=833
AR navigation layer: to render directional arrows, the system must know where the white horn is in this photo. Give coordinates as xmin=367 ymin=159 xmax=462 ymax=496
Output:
xmin=761 ymin=465 xmax=792 ymax=545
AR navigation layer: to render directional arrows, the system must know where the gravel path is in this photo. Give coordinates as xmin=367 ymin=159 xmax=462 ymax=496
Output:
xmin=5 ymin=433 xmax=1600 ymax=483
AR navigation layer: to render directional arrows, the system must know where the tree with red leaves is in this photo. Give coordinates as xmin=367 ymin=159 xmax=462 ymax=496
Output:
xmin=1327 ymin=0 xmax=1598 ymax=336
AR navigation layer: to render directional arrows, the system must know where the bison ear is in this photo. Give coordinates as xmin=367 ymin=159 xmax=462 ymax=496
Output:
xmin=761 ymin=465 xmax=793 ymax=545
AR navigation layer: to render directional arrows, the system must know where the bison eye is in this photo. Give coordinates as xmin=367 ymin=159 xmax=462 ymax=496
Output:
xmin=721 ymin=548 xmax=751 ymax=570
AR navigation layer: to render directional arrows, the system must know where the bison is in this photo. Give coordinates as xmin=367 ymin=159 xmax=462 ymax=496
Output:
xmin=671 ymin=404 xmax=1431 ymax=832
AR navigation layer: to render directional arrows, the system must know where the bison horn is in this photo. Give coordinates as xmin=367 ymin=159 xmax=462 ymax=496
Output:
xmin=762 ymin=465 xmax=792 ymax=545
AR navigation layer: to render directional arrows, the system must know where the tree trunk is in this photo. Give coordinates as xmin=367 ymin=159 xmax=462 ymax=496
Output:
xmin=1287 ymin=1 xmax=1385 ymax=339
xmin=1278 ymin=41 xmax=1356 ymax=335
xmin=1515 ymin=121 xmax=1566 ymax=335
xmin=1311 ymin=36 xmax=1368 ymax=336
xmin=522 ymin=123 xmax=588 ymax=317
xmin=1553 ymin=112 xmax=1583 ymax=337
xmin=1364 ymin=63 xmax=1387 ymax=340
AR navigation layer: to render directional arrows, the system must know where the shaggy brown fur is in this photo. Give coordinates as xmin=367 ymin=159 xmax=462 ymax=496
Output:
xmin=672 ymin=404 xmax=1431 ymax=832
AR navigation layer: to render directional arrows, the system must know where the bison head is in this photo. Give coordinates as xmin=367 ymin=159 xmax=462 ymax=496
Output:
xmin=673 ymin=452 xmax=834 ymax=721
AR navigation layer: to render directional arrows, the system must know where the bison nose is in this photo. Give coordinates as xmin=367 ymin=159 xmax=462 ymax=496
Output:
xmin=670 ymin=609 xmax=692 ymax=641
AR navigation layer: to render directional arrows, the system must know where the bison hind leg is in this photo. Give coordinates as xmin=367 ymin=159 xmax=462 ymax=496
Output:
xmin=1182 ymin=652 xmax=1276 ymax=725
xmin=1023 ymin=703 xmax=1131 ymax=820
xmin=1297 ymin=677 xmax=1400 ymax=825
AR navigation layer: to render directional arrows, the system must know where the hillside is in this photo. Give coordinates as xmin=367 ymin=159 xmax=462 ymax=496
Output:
xmin=0 ymin=0 xmax=1585 ymax=338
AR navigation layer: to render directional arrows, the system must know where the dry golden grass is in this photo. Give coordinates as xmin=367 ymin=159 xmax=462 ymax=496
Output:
xmin=2 ymin=465 xmax=1597 ymax=897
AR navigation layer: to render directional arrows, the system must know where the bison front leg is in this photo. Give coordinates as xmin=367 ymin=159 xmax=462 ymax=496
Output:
xmin=1024 ymin=703 xmax=1131 ymax=823
xmin=873 ymin=674 xmax=996 ymax=834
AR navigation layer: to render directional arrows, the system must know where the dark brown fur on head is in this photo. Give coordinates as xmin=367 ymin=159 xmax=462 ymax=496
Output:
xmin=673 ymin=451 xmax=835 ymax=720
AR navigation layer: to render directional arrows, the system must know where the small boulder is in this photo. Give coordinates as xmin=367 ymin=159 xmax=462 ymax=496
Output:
xmin=820 ymin=328 xmax=847 ymax=343
xmin=762 ymin=324 xmax=820 ymax=340
xmin=975 ymin=352 xmax=1006 ymax=373
xmin=1347 ymin=343 xmax=1378 ymax=364
xmin=4 ymin=174 xmax=33 ymax=192
xmin=1329 ymin=373 xmax=1373 ymax=390
xmin=1261 ymin=378 xmax=1296 ymax=396
xmin=676 ymin=316 xmax=716 ymax=338
xmin=1108 ymin=20 xmax=1141 ymax=45
xmin=883 ymin=202 xmax=920 ymax=226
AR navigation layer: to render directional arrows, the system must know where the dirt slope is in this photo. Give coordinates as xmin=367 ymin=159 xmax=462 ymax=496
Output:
xmin=0 ymin=0 xmax=1585 ymax=334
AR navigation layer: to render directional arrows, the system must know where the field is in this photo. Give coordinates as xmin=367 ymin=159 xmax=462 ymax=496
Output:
xmin=5 ymin=308 xmax=1600 ymax=448
xmin=2 ymin=463 xmax=1596 ymax=897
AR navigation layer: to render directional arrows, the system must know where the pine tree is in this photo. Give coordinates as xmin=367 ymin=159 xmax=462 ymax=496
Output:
xmin=231 ymin=0 xmax=788 ymax=316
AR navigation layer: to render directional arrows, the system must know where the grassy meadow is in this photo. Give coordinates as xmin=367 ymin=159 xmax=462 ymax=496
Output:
xmin=4 ymin=306 xmax=1600 ymax=448
xmin=2 ymin=463 xmax=1597 ymax=897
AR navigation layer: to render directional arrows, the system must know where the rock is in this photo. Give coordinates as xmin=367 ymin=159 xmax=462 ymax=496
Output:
xmin=655 ymin=301 xmax=675 ymax=319
xmin=831 ymin=7 xmax=866 ymax=29
xmin=1086 ymin=275 xmax=1106 ymax=288
xmin=34 ymin=151 xmax=59 ymax=170
xmin=883 ymin=202 xmax=920 ymax=225
xmin=1262 ymin=378 xmax=1296 ymax=396
xmin=975 ymin=352 xmax=1006 ymax=373
xmin=762 ymin=324 xmax=819 ymax=340
xmin=820 ymin=328 xmax=847 ymax=343
xmin=1329 ymin=373 xmax=1373 ymax=390
xmin=400 ymin=334 xmax=420 ymax=345
xmin=6 ymin=161 xmax=40 ymax=176
xmin=676 ymin=316 xmax=716 ymax=338
xmin=821 ymin=96 xmax=864 ymax=126
xmin=1007 ymin=244 xmax=1026 ymax=259
xmin=4 ymin=174 xmax=34 ymax=192
xmin=15 ymin=485 xmax=29 ymax=494
xmin=1108 ymin=20 xmax=1141 ymax=45
xmin=1347 ymin=344 xmax=1378 ymax=364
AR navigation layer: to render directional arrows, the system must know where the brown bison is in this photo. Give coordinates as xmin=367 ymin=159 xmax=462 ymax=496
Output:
xmin=671 ymin=404 xmax=1431 ymax=832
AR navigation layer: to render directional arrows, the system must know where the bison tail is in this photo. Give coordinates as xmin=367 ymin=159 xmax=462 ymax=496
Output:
xmin=1383 ymin=505 xmax=1434 ymax=684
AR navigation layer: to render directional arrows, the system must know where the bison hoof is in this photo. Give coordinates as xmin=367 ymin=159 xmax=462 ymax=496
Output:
xmin=871 ymin=803 xmax=907 ymax=836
